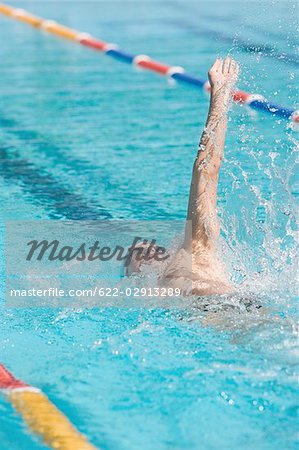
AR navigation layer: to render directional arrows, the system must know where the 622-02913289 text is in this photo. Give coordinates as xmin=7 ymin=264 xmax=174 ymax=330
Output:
xmin=8 ymin=287 xmax=182 ymax=298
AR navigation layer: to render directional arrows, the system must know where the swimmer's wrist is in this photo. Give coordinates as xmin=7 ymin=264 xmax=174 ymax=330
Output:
xmin=211 ymin=85 xmax=231 ymax=101
xmin=210 ymin=87 xmax=231 ymax=113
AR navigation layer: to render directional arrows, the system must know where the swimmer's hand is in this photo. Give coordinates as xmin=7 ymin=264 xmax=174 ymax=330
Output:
xmin=208 ymin=57 xmax=239 ymax=97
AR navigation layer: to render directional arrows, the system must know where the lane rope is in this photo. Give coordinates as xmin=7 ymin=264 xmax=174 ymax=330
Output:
xmin=0 ymin=363 xmax=97 ymax=450
xmin=0 ymin=2 xmax=298 ymax=124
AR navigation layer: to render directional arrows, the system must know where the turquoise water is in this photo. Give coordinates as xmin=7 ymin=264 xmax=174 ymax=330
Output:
xmin=0 ymin=0 xmax=298 ymax=449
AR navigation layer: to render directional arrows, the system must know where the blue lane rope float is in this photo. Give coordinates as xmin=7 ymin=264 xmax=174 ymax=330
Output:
xmin=171 ymin=72 xmax=206 ymax=87
xmin=0 ymin=3 xmax=298 ymax=125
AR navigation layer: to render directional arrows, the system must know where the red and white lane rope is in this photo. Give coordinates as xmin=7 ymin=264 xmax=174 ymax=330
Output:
xmin=0 ymin=2 xmax=298 ymax=124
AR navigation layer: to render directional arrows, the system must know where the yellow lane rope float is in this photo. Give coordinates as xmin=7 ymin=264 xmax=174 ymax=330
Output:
xmin=0 ymin=364 xmax=97 ymax=450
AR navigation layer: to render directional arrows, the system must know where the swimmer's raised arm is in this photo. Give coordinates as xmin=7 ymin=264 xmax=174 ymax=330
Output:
xmin=127 ymin=57 xmax=238 ymax=296
xmin=184 ymin=57 xmax=239 ymax=256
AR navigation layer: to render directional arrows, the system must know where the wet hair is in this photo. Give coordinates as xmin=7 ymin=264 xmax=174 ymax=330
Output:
xmin=194 ymin=294 xmax=263 ymax=313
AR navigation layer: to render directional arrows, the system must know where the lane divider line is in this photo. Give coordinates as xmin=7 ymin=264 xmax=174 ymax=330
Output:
xmin=0 ymin=363 xmax=97 ymax=450
xmin=0 ymin=2 xmax=298 ymax=124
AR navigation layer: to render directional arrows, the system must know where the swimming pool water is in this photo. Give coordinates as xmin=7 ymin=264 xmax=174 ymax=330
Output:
xmin=0 ymin=1 xmax=298 ymax=449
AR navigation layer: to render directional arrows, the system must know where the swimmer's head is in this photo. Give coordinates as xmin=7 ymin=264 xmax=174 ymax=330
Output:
xmin=124 ymin=241 xmax=169 ymax=277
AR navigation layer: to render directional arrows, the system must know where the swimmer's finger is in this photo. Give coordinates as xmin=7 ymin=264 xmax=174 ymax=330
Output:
xmin=214 ymin=58 xmax=222 ymax=72
xmin=223 ymin=56 xmax=231 ymax=74
xmin=209 ymin=58 xmax=222 ymax=75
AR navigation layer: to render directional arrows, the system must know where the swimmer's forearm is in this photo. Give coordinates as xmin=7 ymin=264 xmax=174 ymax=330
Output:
xmin=185 ymin=88 xmax=229 ymax=246
xmin=197 ymin=87 xmax=229 ymax=165
xmin=196 ymin=56 xmax=238 ymax=163
xmin=207 ymin=87 xmax=230 ymax=124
